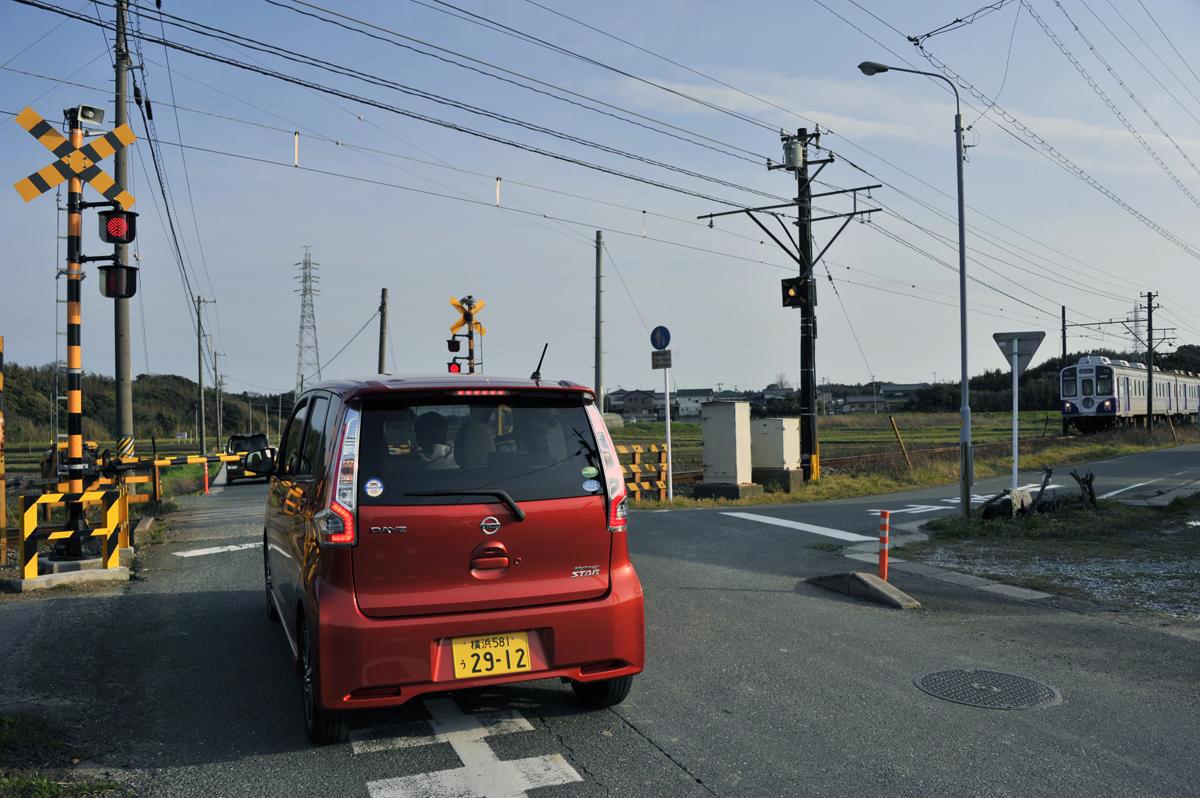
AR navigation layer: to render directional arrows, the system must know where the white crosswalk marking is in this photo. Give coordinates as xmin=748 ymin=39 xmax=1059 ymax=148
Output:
xmin=173 ymin=542 xmax=258 ymax=558
xmin=721 ymin=512 xmax=874 ymax=542
xmin=364 ymin=697 xmax=581 ymax=798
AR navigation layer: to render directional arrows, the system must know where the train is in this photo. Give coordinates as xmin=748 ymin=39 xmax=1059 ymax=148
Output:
xmin=1060 ymin=355 xmax=1200 ymax=432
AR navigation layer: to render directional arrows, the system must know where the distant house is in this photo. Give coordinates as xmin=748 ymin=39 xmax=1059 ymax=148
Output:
xmin=675 ymin=388 xmax=714 ymax=418
xmin=879 ymin=382 xmax=929 ymax=406
xmin=842 ymin=394 xmax=882 ymax=413
xmin=606 ymin=389 xmax=629 ymax=413
xmin=652 ymin=392 xmax=680 ymax=420
xmin=760 ymin=386 xmax=795 ymax=402
xmin=621 ymin=390 xmax=657 ymax=420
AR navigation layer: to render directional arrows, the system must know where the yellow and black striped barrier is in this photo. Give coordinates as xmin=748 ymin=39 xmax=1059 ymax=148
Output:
xmin=19 ymin=488 xmax=126 ymax=580
xmin=615 ymin=444 xmax=668 ymax=502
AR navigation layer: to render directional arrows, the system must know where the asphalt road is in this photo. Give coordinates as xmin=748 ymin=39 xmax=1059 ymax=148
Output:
xmin=1 ymin=446 xmax=1197 ymax=797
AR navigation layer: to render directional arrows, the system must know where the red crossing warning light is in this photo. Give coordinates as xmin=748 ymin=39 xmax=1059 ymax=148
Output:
xmin=98 ymin=209 xmax=138 ymax=244
xmin=447 ymin=361 xmax=462 ymax=374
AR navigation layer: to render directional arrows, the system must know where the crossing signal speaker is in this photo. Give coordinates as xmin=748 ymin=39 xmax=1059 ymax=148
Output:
xmin=781 ymin=276 xmax=807 ymax=308
xmin=98 ymin=209 xmax=138 ymax=244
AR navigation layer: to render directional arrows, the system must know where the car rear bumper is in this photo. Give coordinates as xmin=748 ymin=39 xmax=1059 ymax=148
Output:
xmin=315 ymin=562 xmax=644 ymax=710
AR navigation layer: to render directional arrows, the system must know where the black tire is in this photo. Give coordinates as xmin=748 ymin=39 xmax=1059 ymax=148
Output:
xmin=264 ymin=542 xmax=279 ymax=622
xmin=571 ymin=675 xmax=633 ymax=709
xmin=301 ymin=620 xmax=344 ymax=744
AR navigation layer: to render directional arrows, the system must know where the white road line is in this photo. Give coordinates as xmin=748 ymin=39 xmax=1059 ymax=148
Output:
xmin=1098 ymin=480 xmax=1160 ymax=499
xmin=173 ymin=542 xmax=258 ymax=558
xmin=721 ymin=512 xmax=875 ymax=542
xmin=351 ymin=708 xmax=533 ymax=756
xmin=366 ymin=697 xmax=580 ymax=798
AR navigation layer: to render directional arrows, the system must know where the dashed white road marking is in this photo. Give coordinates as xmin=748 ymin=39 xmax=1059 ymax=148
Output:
xmin=1098 ymin=480 xmax=1160 ymax=499
xmin=721 ymin=512 xmax=874 ymax=542
xmin=351 ymin=708 xmax=533 ymax=755
xmin=173 ymin=542 xmax=258 ymax=558
xmin=365 ymin=697 xmax=581 ymax=798
xmin=866 ymin=504 xmax=951 ymax=516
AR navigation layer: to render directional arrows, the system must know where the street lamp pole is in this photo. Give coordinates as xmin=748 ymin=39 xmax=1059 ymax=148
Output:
xmin=858 ymin=61 xmax=972 ymax=517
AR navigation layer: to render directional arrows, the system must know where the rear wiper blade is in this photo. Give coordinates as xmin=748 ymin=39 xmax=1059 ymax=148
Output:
xmin=404 ymin=490 xmax=526 ymax=521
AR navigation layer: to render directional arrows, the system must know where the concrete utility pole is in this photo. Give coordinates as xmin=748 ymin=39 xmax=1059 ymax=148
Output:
xmin=377 ymin=287 xmax=388 ymax=374
xmin=214 ymin=352 xmax=224 ymax=447
xmin=113 ymin=0 xmax=134 ymax=447
xmin=595 ymin=230 xmax=604 ymax=412
xmin=1061 ymin=305 xmax=1069 ymax=435
xmin=1146 ymin=291 xmax=1156 ymax=433
xmin=195 ymin=295 xmax=214 ymax=454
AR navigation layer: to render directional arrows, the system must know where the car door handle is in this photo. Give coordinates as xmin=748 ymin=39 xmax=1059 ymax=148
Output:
xmin=470 ymin=555 xmax=510 ymax=570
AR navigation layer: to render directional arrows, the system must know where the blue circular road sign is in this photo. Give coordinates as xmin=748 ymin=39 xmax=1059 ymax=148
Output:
xmin=650 ymin=325 xmax=671 ymax=350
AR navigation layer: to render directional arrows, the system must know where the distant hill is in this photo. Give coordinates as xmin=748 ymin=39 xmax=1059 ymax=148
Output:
xmin=2 ymin=362 xmax=293 ymax=445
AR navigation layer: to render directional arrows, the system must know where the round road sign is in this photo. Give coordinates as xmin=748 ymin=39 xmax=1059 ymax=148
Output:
xmin=650 ymin=325 xmax=671 ymax=350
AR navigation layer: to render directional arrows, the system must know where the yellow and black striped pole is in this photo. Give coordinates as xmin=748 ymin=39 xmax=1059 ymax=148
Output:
xmin=65 ymin=113 xmax=86 ymax=548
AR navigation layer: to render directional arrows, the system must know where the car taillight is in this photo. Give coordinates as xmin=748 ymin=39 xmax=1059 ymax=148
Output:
xmin=586 ymin=404 xmax=627 ymax=533
xmin=319 ymin=407 xmax=360 ymax=547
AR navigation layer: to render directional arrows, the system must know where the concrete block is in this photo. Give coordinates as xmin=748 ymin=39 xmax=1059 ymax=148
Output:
xmin=2 ymin=566 xmax=130 ymax=593
xmin=39 ymin=556 xmax=103 ymax=574
xmin=808 ymin=571 xmax=921 ymax=610
xmin=751 ymin=467 xmax=805 ymax=493
xmin=692 ymin=482 xmax=764 ymax=500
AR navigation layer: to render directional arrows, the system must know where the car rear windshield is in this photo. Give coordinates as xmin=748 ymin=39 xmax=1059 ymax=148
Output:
xmin=357 ymin=392 xmax=602 ymax=505
xmin=229 ymin=434 xmax=269 ymax=452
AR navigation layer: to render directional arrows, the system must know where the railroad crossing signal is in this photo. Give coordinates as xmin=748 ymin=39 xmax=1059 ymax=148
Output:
xmin=450 ymin=296 xmax=486 ymax=336
xmin=781 ymin=275 xmax=808 ymax=308
xmin=11 ymin=107 xmax=137 ymax=209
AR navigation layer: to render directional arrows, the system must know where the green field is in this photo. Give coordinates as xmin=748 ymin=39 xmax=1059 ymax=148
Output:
xmin=611 ymin=411 xmax=1064 ymax=472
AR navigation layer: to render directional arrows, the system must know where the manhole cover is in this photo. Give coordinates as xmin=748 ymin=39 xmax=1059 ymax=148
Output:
xmin=914 ymin=669 xmax=1062 ymax=710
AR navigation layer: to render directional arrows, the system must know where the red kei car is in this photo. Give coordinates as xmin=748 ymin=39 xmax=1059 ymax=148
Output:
xmin=246 ymin=376 xmax=644 ymax=744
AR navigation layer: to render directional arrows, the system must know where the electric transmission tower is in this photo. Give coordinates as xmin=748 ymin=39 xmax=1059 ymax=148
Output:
xmin=295 ymin=246 xmax=322 ymax=394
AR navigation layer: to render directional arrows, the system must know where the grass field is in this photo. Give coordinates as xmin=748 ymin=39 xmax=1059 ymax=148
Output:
xmin=612 ymin=411 xmax=1066 ymax=472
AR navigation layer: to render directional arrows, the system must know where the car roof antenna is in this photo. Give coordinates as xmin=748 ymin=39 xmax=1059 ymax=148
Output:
xmin=530 ymin=343 xmax=549 ymax=381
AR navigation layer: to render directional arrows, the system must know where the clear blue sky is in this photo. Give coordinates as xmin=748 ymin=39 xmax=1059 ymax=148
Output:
xmin=3 ymin=0 xmax=1200 ymax=398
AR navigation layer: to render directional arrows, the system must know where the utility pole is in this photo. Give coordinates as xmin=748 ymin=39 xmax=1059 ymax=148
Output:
xmin=698 ymin=127 xmax=877 ymax=481
xmin=113 ymin=0 xmax=134 ymax=450
xmin=1061 ymin=305 xmax=1069 ymax=435
xmin=595 ymin=230 xmax=604 ymax=412
xmin=214 ymin=352 xmax=224 ymax=448
xmin=1146 ymin=291 xmax=1156 ymax=434
xmin=377 ymin=287 xmax=388 ymax=374
xmin=195 ymin=295 xmax=214 ymax=454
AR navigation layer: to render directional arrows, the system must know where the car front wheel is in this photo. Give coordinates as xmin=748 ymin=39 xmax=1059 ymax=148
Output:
xmin=301 ymin=620 xmax=344 ymax=744
xmin=571 ymin=675 xmax=633 ymax=709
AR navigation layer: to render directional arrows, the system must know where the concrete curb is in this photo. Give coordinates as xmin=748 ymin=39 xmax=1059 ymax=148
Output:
xmin=1 ymin=566 xmax=130 ymax=593
xmin=808 ymin=571 xmax=922 ymax=610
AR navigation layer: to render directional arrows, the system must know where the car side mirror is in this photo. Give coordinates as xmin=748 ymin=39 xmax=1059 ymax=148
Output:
xmin=243 ymin=447 xmax=277 ymax=477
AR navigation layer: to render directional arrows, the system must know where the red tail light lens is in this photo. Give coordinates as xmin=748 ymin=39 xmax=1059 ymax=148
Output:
xmin=586 ymin=404 xmax=627 ymax=532
xmin=319 ymin=407 xmax=360 ymax=547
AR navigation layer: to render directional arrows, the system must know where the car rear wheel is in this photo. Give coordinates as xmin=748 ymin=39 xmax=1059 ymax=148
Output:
xmin=301 ymin=620 xmax=344 ymax=744
xmin=571 ymin=675 xmax=633 ymax=709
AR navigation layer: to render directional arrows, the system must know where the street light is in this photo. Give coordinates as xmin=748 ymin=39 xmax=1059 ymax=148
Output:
xmin=858 ymin=60 xmax=973 ymax=518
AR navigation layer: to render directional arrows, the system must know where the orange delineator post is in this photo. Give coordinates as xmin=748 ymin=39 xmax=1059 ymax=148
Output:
xmin=878 ymin=510 xmax=890 ymax=581
xmin=203 ymin=463 xmax=210 ymax=495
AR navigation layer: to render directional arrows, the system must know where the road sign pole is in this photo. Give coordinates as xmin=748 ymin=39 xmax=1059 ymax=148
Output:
xmin=663 ymin=366 xmax=673 ymax=502
xmin=1012 ymin=337 xmax=1019 ymax=492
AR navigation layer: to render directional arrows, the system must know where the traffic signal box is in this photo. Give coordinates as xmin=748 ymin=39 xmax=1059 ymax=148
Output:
xmin=98 ymin=209 xmax=137 ymax=244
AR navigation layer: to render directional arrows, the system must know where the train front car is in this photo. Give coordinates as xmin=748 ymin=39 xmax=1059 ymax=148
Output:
xmin=1061 ymin=356 xmax=1120 ymax=432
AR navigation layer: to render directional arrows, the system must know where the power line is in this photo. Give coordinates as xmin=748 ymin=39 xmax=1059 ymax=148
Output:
xmin=311 ymin=309 xmax=379 ymax=383
xmin=115 ymin=0 xmax=784 ymax=205
xmin=907 ymin=0 xmax=1016 ymax=43
xmin=1133 ymin=0 xmax=1200 ymax=94
xmin=265 ymin=0 xmax=769 ymax=165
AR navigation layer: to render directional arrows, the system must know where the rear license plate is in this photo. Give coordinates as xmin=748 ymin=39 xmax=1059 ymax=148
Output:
xmin=451 ymin=631 xmax=532 ymax=679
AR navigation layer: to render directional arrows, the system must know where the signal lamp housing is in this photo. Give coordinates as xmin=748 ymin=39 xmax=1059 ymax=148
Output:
xmin=98 ymin=209 xmax=138 ymax=244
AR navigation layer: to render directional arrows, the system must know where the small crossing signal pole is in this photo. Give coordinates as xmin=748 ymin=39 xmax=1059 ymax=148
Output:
xmin=449 ymin=296 xmax=486 ymax=374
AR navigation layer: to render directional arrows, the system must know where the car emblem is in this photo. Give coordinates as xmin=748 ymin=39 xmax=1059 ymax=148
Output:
xmin=480 ymin=516 xmax=502 ymax=535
